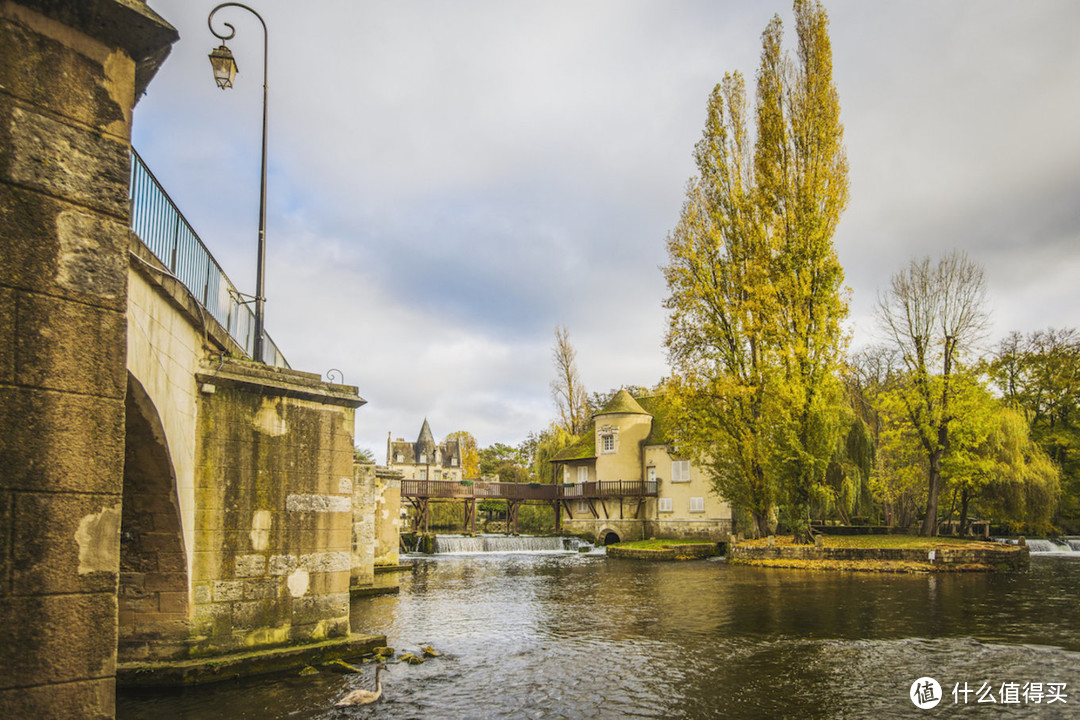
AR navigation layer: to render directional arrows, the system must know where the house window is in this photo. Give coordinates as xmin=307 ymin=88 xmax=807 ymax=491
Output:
xmin=576 ymin=501 xmax=589 ymax=514
xmin=577 ymin=466 xmax=588 ymax=484
xmin=419 ymin=453 xmax=427 ymax=464
xmin=451 ymin=457 xmax=458 ymax=467
xmin=647 ymin=466 xmax=657 ymax=484
xmin=672 ymin=460 xmax=691 ymax=483
xmin=689 ymin=497 xmax=705 ymax=513
xmin=396 ymin=454 xmax=404 ymax=463
xmin=419 ymin=468 xmax=428 ymax=481
xmin=658 ymin=497 xmax=673 ymax=513
xmin=601 ymin=434 xmax=615 ymax=453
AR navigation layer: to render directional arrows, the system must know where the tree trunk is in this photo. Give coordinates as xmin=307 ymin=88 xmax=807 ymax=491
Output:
xmin=921 ymin=449 xmax=942 ymax=536
xmin=958 ymin=490 xmax=970 ymax=536
xmin=753 ymin=511 xmax=770 ymax=539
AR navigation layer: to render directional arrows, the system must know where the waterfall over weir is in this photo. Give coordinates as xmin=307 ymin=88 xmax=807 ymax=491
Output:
xmin=1024 ymin=538 xmax=1080 ymax=554
xmin=432 ymin=535 xmax=589 ymax=554
xmin=997 ymin=537 xmax=1080 ymax=554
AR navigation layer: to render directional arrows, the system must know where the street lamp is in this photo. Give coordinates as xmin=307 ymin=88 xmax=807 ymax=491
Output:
xmin=208 ymin=2 xmax=269 ymax=363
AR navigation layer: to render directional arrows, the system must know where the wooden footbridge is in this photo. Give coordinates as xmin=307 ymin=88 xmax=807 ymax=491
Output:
xmin=401 ymin=480 xmax=658 ymax=534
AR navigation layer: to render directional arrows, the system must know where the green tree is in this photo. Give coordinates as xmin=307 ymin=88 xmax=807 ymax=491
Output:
xmin=663 ymin=0 xmax=848 ymax=540
xmin=985 ymin=328 xmax=1080 ymax=528
xmin=529 ymin=424 xmax=579 ymax=485
xmin=932 ymin=378 xmax=1059 ymax=535
xmin=876 ymin=251 xmax=990 ymax=535
xmin=354 ymin=446 xmax=376 ymax=464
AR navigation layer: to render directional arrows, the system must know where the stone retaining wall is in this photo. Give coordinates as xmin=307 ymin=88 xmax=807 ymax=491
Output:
xmin=729 ymin=543 xmax=1029 ymax=570
xmin=608 ymin=543 xmax=720 ymax=561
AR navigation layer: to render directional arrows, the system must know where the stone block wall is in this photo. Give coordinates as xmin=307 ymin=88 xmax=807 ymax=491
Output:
xmin=189 ymin=360 xmax=364 ymax=657
xmin=351 ymin=464 xmax=377 ymax=587
xmin=351 ymin=465 xmax=402 ymax=586
xmin=375 ymin=468 xmax=402 ymax=566
xmin=0 ymin=1 xmax=175 ymax=717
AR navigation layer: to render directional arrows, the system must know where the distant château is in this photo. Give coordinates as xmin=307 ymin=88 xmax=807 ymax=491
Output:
xmin=387 ymin=420 xmax=463 ymax=482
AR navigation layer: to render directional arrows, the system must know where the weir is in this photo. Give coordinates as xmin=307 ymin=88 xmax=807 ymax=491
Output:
xmin=1023 ymin=538 xmax=1080 ymax=554
xmin=432 ymin=535 xmax=589 ymax=554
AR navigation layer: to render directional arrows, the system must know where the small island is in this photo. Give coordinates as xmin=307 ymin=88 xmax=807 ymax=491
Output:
xmin=729 ymin=535 xmax=1029 ymax=573
xmin=607 ymin=538 xmax=721 ymax=561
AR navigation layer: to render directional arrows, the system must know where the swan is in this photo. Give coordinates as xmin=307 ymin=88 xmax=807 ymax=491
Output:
xmin=335 ymin=662 xmax=386 ymax=707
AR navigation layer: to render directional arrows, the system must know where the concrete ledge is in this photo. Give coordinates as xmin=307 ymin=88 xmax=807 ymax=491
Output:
xmin=375 ymin=563 xmax=413 ymax=574
xmin=608 ymin=543 xmax=720 ymax=561
xmin=116 ymin=633 xmax=385 ymax=687
xmin=729 ymin=541 xmax=1029 ymax=572
xmin=350 ymin=585 xmax=400 ymax=598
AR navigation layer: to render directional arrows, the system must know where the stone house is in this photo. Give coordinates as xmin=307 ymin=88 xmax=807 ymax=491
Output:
xmin=386 ymin=419 xmax=463 ymax=482
xmin=551 ymin=390 xmax=732 ymax=544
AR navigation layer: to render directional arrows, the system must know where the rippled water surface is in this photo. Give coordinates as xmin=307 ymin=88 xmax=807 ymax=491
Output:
xmin=118 ymin=553 xmax=1080 ymax=719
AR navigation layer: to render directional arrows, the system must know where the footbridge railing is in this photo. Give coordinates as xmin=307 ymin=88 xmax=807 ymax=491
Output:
xmin=128 ymin=150 xmax=289 ymax=368
xmin=401 ymin=479 xmax=658 ymax=501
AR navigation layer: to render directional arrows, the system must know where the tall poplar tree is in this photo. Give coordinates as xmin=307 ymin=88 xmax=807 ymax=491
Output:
xmin=550 ymin=325 xmax=589 ymax=436
xmin=663 ymin=0 xmax=848 ymax=540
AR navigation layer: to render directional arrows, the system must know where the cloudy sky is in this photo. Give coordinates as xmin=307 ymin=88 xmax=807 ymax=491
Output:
xmin=134 ymin=0 xmax=1080 ymax=457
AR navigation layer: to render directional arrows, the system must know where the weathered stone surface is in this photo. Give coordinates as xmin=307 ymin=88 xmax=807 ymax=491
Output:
xmin=15 ymin=293 xmax=126 ymax=397
xmin=0 ymin=593 xmax=117 ymax=690
xmin=11 ymin=492 xmax=120 ymax=595
xmin=0 ymin=491 xmax=10 ymax=596
xmin=3 ymin=104 xmax=130 ymax=217
xmin=0 ymin=14 xmax=129 ymax=135
xmin=191 ymin=360 xmax=360 ymax=654
xmin=0 ymin=186 xmax=128 ymax=307
xmin=0 ymin=387 xmax=124 ymax=493
xmin=0 ymin=287 xmax=13 ymax=383
xmin=0 ymin=677 xmax=114 ymax=720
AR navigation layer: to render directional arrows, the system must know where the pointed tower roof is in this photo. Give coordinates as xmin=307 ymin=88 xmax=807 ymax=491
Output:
xmin=416 ymin=418 xmax=437 ymax=454
xmin=594 ymin=389 xmax=649 ymax=417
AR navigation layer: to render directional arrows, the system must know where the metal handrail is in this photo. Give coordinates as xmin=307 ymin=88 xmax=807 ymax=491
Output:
xmin=128 ymin=149 xmax=288 ymax=368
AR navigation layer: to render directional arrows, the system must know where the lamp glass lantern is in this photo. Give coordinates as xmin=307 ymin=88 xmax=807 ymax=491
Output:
xmin=208 ymin=44 xmax=238 ymax=89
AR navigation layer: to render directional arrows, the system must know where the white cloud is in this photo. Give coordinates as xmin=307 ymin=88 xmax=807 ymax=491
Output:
xmin=138 ymin=0 xmax=1080 ymax=451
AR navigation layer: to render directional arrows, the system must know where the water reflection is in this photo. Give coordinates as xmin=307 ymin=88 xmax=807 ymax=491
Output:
xmin=119 ymin=555 xmax=1080 ymax=719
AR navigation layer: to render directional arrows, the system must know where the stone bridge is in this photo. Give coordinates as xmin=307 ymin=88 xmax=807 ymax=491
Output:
xmin=1 ymin=2 xmax=394 ymax=717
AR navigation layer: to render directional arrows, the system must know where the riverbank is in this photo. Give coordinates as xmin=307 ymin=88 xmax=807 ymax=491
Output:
xmin=729 ymin=535 xmax=1029 ymax=572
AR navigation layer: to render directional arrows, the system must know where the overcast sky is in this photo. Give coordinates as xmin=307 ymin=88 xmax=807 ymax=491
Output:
xmin=134 ymin=0 xmax=1080 ymax=457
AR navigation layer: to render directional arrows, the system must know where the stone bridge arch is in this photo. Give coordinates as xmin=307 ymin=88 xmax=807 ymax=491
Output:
xmin=119 ymin=373 xmax=189 ymax=661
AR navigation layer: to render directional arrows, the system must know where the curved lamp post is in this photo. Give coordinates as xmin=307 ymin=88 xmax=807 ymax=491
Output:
xmin=208 ymin=2 xmax=269 ymax=363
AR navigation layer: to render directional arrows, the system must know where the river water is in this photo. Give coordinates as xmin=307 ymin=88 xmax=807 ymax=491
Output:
xmin=118 ymin=551 xmax=1080 ymax=719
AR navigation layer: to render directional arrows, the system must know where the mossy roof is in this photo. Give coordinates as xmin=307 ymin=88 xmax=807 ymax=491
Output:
xmin=550 ymin=423 xmax=597 ymax=462
xmin=594 ymin=389 xmax=649 ymax=417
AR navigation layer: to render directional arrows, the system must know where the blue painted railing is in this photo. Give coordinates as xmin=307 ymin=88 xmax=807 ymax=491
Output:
xmin=128 ymin=150 xmax=288 ymax=368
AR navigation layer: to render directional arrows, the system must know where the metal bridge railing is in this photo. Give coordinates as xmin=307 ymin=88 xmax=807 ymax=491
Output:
xmin=128 ymin=150 xmax=288 ymax=368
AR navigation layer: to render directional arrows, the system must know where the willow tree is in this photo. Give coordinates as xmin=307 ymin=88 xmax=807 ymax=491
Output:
xmin=663 ymin=0 xmax=849 ymax=540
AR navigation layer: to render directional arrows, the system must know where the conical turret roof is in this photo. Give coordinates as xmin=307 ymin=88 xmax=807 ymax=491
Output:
xmin=416 ymin=418 xmax=437 ymax=453
xmin=594 ymin=389 xmax=649 ymax=417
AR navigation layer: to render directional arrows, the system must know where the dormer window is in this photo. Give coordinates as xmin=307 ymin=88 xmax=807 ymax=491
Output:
xmin=419 ymin=453 xmax=427 ymax=464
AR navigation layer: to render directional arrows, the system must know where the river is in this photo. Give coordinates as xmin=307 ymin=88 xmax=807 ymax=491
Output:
xmin=118 ymin=550 xmax=1080 ymax=719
